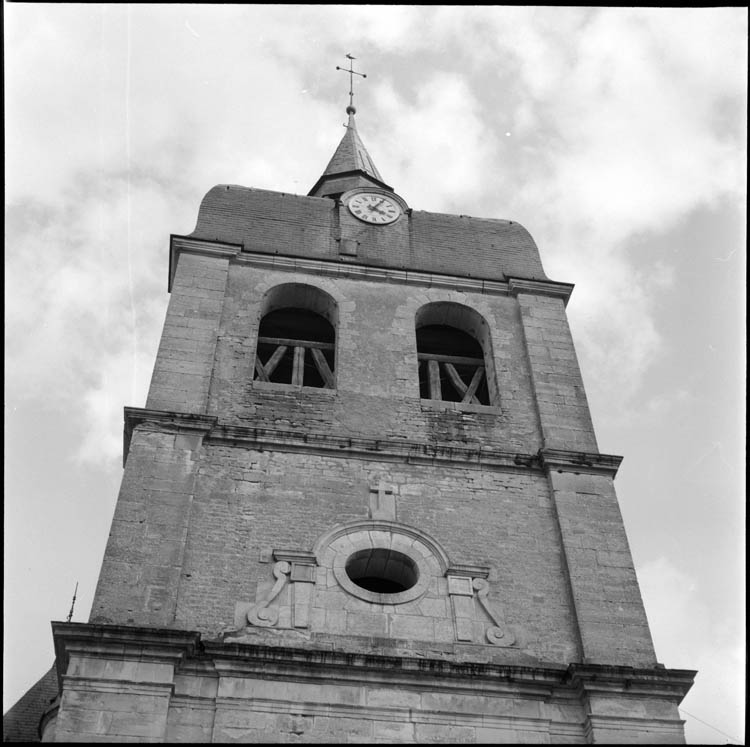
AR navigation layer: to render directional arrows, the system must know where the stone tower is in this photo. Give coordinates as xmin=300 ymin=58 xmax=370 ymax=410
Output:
xmin=43 ymin=100 xmax=695 ymax=743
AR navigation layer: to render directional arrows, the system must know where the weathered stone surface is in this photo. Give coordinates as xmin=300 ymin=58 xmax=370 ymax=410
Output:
xmin=28 ymin=149 xmax=693 ymax=744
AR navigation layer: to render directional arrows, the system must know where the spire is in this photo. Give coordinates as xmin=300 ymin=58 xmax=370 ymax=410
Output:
xmin=308 ymin=56 xmax=393 ymax=198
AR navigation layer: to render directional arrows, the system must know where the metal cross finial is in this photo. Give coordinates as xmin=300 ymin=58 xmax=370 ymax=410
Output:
xmin=336 ymin=54 xmax=366 ymax=115
xmin=67 ymin=581 xmax=78 ymax=623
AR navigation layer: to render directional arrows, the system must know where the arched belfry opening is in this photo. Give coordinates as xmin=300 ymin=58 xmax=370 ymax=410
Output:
xmin=254 ymin=283 xmax=337 ymax=389
xmin=415 ymin=302 xmax=497 ymax=406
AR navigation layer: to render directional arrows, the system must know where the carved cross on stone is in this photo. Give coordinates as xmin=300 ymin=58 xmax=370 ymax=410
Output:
xmin=369 ymin=482 xmax=396 ymax=521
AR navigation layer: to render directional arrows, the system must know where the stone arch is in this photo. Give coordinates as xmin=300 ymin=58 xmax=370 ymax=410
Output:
xmin=254 ymin=283 xmax=338 ymax=389
xmin=259 ymin=282 xmax=339 ymax=328
xmin=313 ymin=520 xmax=452 ymax=605
xmin=415 ymin=301 xmax=499 ymax=406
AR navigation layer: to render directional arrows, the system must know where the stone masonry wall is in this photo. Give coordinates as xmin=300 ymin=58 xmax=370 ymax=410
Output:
xmin=146 ymin=252 xmax=230 ymax=414
xmin=90 ymin=428 xmax=204 ymax=628
xmin=516 ymin=291 xmax=598 ymax=452
xmin=94 ymin=239 xmax=659 ymax=668
xmin=208 ymin=264 xmax=542 ymax=452
xmin=175 ymin=446 xmax=580 ymax=665
xmin=188 ymin=186 xmax=548 ymax=282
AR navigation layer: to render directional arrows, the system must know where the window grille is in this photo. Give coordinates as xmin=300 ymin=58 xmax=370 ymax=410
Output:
xmin=417 ymin=324 xmax=490 ymax=405
xmin=254 ymin=308 xmax=335 ymax=389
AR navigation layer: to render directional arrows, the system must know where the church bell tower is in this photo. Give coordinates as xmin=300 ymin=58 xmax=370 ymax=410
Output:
xmin=45 ymin=65 xmax=695 ymax=743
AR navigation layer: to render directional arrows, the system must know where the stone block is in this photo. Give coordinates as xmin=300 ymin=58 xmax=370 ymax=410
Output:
xmin=414 ymin=723 xmax=475 ymax=743
xmin=365 ymin=687 xmax=421 ymax=710
xmin=372 ymin=719 xmax=416 ymax=741
xmin=346 ymin=611 xmax=387 ymax=637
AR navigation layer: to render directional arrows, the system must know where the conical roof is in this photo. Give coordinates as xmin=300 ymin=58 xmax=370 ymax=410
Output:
xmin=308 ymin=110 xmax=393 ymax=198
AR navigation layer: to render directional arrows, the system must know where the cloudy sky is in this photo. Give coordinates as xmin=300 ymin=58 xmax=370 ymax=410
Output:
xmin=4 ymin=5 xmax=746 ymax=743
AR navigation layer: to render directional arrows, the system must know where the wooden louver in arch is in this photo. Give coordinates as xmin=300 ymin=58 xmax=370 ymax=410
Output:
xmin=254 ymin=335 xmax=335 ymax=389
xmin=418 ymin=352 xmax=486 ymax=405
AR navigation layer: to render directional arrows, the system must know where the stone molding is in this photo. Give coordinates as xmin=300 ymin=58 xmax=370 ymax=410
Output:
xmin=566 ymin=663 xmax=696 ymax=703
xmin=51 ymin=622 xmax=202 ymax=692
xmin=445 ymin=563 xmax=491 ymax=579
xmin=123 ymin=409 xmax=628 ymax=479
xmin=311 ymin=519 xmax=452 ymax=575
xmin=167 ymin=233 xmax=574 ymax=299
xmin=169 ymin=235 xmax=242 ymax=291
xmin=52 ymin=621 xmax=694 ymax=696
xmin=123 ymin=407 xmax=217 ymax=466
xmin=507 ymin=277 xmax=575 ymax=306
xmin=49 ymin=622 xmax=695 ymax=743
xmin=123 ymin=406 xmax=534 ymax=471
xmin=539 ymin=448 xmax=624 ymax=477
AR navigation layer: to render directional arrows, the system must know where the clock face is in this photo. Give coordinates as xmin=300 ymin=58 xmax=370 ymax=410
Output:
xmin=347 ymin=193 xmax=401 ymax=224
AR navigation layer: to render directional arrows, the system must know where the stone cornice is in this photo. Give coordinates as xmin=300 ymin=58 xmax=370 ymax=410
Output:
xmin=235 ymin=250 xmax=512 ymax=295
xmin=567 ymin=663 xmax=696 ymax=703
xmin=539 ymin=448 xmax=624 ymax=477
xmin=122 ymin=407 xmax=541 ymax=472
xmin=446 ymin=563 xmax=491 ymax=579
xmin=206 ymin=639 xmax=565 ymax=696
xmin=169 ymin=235 xmax=242 ymax=291
xmin=123 ymin=407 xmax=217 ymax=467
xmin=122 ymin=410 xmax=625 ymax=478
xmin=49 ymin=623 xmax=695 ymax=708
xmin=507 ymin=277 xmax=575 ymax=306
xmin=51 ymin=622 xmax=202 ymax=694
xmin=167 ymin=234 xmax=573 ymax=299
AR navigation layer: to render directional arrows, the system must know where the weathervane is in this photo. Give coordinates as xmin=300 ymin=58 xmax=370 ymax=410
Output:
xmin=336 ymin=54 xmax=366 ymax=115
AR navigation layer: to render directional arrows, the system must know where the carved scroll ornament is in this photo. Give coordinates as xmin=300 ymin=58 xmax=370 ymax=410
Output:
xmin=472 ymin=577 xmax=516 ymax=646
xmin=246 ymin=561 xmax=290 ymax=627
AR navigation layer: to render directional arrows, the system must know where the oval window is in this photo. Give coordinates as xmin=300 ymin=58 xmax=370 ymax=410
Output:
xmin=345 ymin=548 xmax=419 ymax=594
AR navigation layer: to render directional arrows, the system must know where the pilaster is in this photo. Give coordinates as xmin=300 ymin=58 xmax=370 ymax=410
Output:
xmin=90 ymin=420 xmax=211 ymax=627
xmin=543 ymin=457 xmax=657 ymax=667
xmin=569 ymin=664 xmax=695 ymax=744
xmin=51 ymin=623 xmax=199 ymax=743
xmin=513 ymin=288 xmax=597 ymax=452
xmin=146 ymin=239 xmax=238 ymax=414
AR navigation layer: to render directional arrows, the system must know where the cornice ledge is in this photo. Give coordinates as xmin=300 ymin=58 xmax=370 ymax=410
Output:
xmin=51 ymin=622 xmax=202 ymax=693
xmin=121 ymin=409 xmax=539 ymax=471
xmin=235 ymin=250 xmax=510 ymax=296
xmin=507 ymin=277 xmax=575 ymax=306
xmin=204 ymin=638 xmax=565 ymax=688
xmin=539 ymin=448 xmax=623 ymax=477
xmin=210 ymin=422 xmax=534 ymax=471
xmin=123 ymin=407 xmax=218 ymax=466
xmin=566 ymin=663 xmax=696 ymax=702
xmin=446 ymin=563 xmax=491 ymax=579
xmin=169 ymin=234 xmax=243 ymax=291
xmin=272 ymin=549 xmax=318 ymax=565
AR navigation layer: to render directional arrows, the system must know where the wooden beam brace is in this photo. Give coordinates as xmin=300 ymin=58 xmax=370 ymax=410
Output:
xmin=310 ymin=347 xmax=335 ymax=388
xmin=462 ymin=366 xmax=485 ymax=404
xmin=258 ymin=336 xmax=334 ymax=350
xmin=428 ymin=359 xmax=442 ymax=400
xmin=292 ymin=346 xmax=305 ymax=386
xmin=264 ymin=345 xmax=288 ymax=377
xmin=444 ymin=363 xmax=468 ymax=398
xmin=254 ymin=359 xmax=269 ymax=382
xmin=418 ymin=352 xmax=484 ymax=366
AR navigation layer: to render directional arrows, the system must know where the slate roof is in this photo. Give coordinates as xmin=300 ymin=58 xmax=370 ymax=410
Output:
xmin=2 ymin=665 xmax=58 ymax=743
xmin=319 ymin=112 xmax=384 ymax=183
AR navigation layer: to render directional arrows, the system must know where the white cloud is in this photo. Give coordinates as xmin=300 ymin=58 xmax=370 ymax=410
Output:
xmin=638 ymin=557 xmax=745 ymax=744
xmin=372 ymin=74 xmax=495 ymax=213
xmin=3 ymin=10 xmax=745 ymax=740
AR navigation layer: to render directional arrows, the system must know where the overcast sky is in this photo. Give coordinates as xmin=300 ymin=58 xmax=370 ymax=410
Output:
xmin=4 ymin=5 xmax=746 ymax=743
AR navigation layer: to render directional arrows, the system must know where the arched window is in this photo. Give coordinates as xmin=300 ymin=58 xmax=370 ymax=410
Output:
xmin=254 ymin=284 xmax=337 ymax=389
xmin=415 ymin=302 xmax=497 ymax=406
